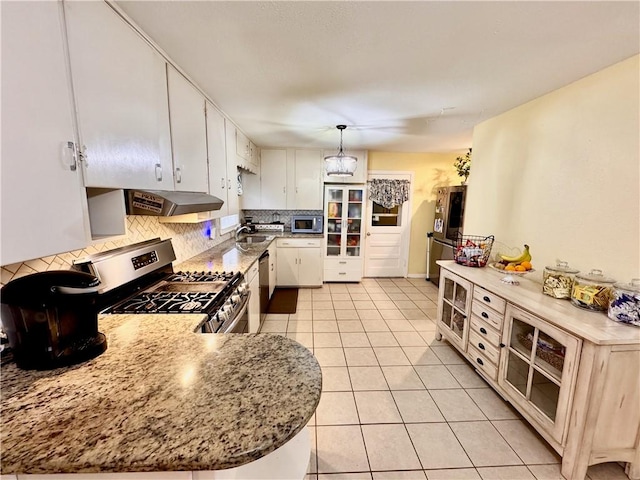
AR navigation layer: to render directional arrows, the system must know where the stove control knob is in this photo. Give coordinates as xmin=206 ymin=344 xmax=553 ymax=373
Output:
xmin=230 ymin=294 xmax=241 ymax=305
xmin=223 ymin=304 xmax=234 ymax=316
xmin=216 ymin=311 xmax=227 ymax=323
xmin=237 ymin=283 xmax=247 ymax=295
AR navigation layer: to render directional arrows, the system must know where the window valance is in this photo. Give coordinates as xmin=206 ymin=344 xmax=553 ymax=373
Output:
xmin=367 ymin=179 xmax=410 ymax=209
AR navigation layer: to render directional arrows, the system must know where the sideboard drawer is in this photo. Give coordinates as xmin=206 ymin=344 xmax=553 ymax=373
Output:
xmin=473 ymin=286 xmax=506 ymax=315
xmin=468 ymin=330 xmax=500 ymax=365
xmin=471 ymin=300 xmax=505 ymax=331
xmin=470 ymin=315 xmax=502 ymax=347
xmin=467 ymin=344 xmax=498 ymax=381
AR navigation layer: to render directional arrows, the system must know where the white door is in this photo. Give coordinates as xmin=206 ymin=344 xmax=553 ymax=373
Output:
xmin=364 ymin=172 xmax=412 ymax=277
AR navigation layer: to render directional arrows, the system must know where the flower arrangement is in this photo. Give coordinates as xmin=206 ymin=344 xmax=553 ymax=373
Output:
xmin=454 ymin=148 xmax=472 ymax=183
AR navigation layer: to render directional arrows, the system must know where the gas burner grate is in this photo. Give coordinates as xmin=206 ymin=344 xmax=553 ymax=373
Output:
xmin=166 ymin=271 xmax=236 ymax=283
xmin=107 ymin=291 xmax=219 ymax=314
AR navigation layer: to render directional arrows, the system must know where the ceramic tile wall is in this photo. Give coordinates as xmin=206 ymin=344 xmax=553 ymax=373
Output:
xmin=242 ymin=210 xmax=323 ymax=228
xmin=1 ymin=216 xmax=232 ymax=286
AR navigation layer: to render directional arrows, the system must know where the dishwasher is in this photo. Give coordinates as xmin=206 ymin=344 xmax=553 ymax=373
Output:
xmin=259 ymin=250 xmax=270 ymax=325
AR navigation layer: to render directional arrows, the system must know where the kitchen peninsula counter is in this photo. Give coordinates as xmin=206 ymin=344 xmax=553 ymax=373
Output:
xmin=0 ymin=313 xmax=322 ymax=475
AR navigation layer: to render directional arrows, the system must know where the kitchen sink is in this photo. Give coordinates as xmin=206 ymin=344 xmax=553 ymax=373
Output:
xmin=236 ymin=235 xmax=268 ymax=244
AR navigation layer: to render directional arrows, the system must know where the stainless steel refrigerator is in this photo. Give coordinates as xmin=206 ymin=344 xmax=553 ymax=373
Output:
xmin=428 ymin=185 xmax=467 ymax=286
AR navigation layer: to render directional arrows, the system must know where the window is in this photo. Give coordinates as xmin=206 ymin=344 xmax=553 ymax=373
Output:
xmin=371 ymin=202 xmax=401 ymax=227
xmin=219 ymin=213 xmax=239 ymax=235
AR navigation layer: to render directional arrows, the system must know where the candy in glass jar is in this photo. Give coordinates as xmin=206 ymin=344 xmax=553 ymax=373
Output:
xmin=570 ymin=269 xmax=616 ymax=311
xmin=542 ymin=261 xmax=579 ymax=299
xmin=608 ymin=279 xmax=640 ymax=326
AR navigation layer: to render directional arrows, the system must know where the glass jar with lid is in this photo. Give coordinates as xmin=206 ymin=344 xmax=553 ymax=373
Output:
xmin=542 ymin=261 xmax=579 ymax=299
xmin=608 ymin=279 xmax=640 ymax=326
xmin=571 ymin=269 xmax=616 ymax=311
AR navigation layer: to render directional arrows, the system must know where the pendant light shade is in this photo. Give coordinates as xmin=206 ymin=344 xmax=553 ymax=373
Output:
xmin=325 ymin=125 xmax=357 ymax=176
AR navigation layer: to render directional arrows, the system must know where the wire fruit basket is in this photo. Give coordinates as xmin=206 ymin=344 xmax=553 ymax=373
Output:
xmin=453 ymin=234 xmax=495 ymax=267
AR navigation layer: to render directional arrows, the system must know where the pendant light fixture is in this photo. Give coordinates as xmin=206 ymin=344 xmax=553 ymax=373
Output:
xmin=324 ymin=125 xmax=357 ymax=176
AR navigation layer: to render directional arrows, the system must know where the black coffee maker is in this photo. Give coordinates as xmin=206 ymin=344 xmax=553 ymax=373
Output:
xmin=0 ymin=271 xmax=107 ymax=370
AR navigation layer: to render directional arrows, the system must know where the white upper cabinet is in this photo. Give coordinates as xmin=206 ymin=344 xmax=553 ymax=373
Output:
xmin=293 ymin=150 xmax=323 ymax=209
xmin=1 ymin=1 xmax=89 ymax=265
xmin=166 ymin=66 xmax=208 ymax=193
xmin=224 ymin=119 xmax=240 ymax=217
xmin=206 ymin=102 xmax=229 ymax=217
xmin=260 ymin=149 xmax=288 ymax=209
xmin=253 ymin=149 xmax=323 ymax=210
xmin=322 ymin=149 xmax=368 ymax=184
xmin=64 ymin=1 xmax=173 ymax=190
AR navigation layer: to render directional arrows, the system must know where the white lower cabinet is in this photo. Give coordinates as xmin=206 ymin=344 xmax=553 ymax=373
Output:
xmin=268 ymin=243 xmax=277 ymax=298
xmin=276 ymin=238 xmax=322 ymax=287
xmin=246 ymin=261 xmax=260 ymax=333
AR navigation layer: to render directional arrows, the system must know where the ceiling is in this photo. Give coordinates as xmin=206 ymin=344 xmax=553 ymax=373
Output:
xmin=116 ymin=1 xmax=639 ymax=153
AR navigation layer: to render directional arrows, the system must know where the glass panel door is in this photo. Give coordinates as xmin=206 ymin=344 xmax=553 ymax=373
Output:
xmin=346 ymin=188 xmax=363 ymax=257
xmin=326 ymin=188 xmax=343 ymax=257
xmin=504 ymin=314 xmax=564 ymax=423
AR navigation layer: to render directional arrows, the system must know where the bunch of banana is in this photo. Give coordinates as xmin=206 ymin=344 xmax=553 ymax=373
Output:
xmin=493 ymin=245 xmax=533 ymax=272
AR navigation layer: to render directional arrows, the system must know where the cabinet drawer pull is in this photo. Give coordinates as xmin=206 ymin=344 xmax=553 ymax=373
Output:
xmin=499 ymin=343 xmax=506 ymax=348
xmin=481 ymin=312 xmax=489 ymax=319
xmin=483 ymin=296 xmax=491 ymax=302
xmin=476 ymin=357 xmax=484 ymax=366
xmin=175 ymin=167 xmax=182 ymax=183
xmin=339 ymin=272 xmax=346 ymax=275
xmin=478 ymin=342 xmax=486 ymax=350
xmin=339 ymin=261 xmax=347 ymax=264
xmin=480 ymin=327 xmax=487 ymax=334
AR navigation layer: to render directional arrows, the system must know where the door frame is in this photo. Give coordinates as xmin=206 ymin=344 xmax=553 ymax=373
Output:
xmin=364 ymin=170 xmax=414 ymax=278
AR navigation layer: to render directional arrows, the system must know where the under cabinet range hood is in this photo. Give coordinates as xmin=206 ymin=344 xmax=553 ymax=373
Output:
xmin=124 ymin=190 xmax=224 ymax=216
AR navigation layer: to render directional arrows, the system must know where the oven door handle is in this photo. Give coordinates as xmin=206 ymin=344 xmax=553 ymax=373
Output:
xmin=219 ymin=291 xmax=251 ymax=333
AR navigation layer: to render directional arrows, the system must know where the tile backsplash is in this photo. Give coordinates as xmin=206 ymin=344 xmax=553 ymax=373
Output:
xmin=242 ymin=210 xmax=323 ymax=228
xmin=1 ymin=216 xmax=231 ymax=286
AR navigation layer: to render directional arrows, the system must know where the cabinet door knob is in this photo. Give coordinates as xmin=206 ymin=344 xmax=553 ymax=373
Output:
xmin=483 ymin=296 xmax=491 ymax=302
xmin=481 ymin=312 xmax=489 ymax=319
xmin=499 ymin=343 xmax=506 ymax=348
xmin=480 ymin=327 xmax=487 ymax=334
xmin=476 ymin=357 xmax=484 ymax=366
xmin=366 ymin=232 xmax=371 ymax=236
xmin=478 ymin=342 xmax=486 ymax=350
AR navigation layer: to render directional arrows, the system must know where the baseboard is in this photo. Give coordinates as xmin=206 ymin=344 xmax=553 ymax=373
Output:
xmin=407 ymin=273 xmax=429 ymax=279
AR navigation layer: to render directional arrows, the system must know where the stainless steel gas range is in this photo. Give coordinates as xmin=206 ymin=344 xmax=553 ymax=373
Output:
xmin=74 ymin=238 xmax=249 ymax=334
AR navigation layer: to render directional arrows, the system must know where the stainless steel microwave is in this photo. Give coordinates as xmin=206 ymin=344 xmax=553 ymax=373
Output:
xmin=291 ymin=215 xmax=323 ymax=234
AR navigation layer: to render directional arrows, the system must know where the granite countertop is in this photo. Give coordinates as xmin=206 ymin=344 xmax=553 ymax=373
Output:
xmin=0 ymin=313 xmax=322 ymax=475
xmin=175 ymin=232 xmax=323 ymax=274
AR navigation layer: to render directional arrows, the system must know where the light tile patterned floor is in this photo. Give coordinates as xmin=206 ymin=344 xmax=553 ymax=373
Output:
xmin=259 ymin=278 xmax=630 ymax=480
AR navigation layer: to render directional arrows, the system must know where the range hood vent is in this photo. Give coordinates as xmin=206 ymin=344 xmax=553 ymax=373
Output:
xmin=124 ymin=190 xmax=224 ymax=216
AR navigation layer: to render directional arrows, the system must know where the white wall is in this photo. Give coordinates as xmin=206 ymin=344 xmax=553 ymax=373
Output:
xmin=464 ymin=55 xmax=639 ymax=283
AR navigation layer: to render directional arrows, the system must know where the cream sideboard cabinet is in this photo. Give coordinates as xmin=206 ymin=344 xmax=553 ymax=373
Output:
xmin=435 ymin=261 xmax=640 ymax=480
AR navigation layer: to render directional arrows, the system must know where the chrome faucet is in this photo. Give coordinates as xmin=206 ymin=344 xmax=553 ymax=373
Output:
xmin=235 ymin=225 xmax=250 ymax=241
